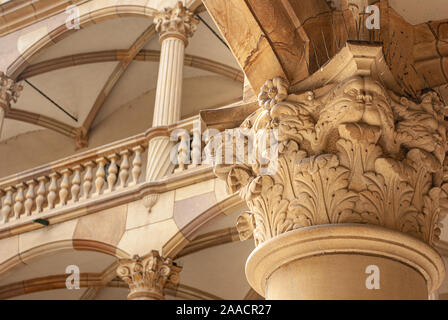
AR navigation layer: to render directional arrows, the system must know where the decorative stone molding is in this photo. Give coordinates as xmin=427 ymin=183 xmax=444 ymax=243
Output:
xmin=0 ymin=72 xmax=22 ymax=108
xmin=143 ymin=193 xmax=160 ymax=213
xmin=154 ymin=1 xmax=199 ymax=45
xmin=257 ymin=77 xmax=289 ymax=109
xmin=117 ymin=251 xmax=181 ymax=300
xmin=213 ymin=74 xmax=448 ymax=247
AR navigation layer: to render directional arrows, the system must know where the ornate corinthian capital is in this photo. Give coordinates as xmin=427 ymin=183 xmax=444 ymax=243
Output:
xmin=117 ymin=251 xmax=181 ymax=300
xmin=154 ymin=1 xmax=199 ymax=45
xmin=213 ymin=75 xmax=448 ymax=248
xmin=0 ymin=72 xmax=22 ymax=108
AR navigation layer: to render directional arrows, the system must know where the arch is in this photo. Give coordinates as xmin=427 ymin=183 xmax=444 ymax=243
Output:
xmin=19 ymin=50 xmax=244 ymax=83
xmin=6 ymin=0 xmax=202 ymax=79
xmin=162 ymin=193 xmax=246 ymax=259
xmin=0 ymin=239 xmax=130 ymax=281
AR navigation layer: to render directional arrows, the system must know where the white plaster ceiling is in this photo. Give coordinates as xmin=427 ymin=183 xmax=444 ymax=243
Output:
xmin=177 ymin=239 xmax=254 ymax=300
xmin=15 ymin=62 xmax=118 ymax=126
xmin=32 ymin=17 xmax=154 ymax=64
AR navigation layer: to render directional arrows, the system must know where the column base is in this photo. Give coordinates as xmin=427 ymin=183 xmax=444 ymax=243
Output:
xmin=128 ymin=289 xmax=164 ymax=300
xmin=246 ymin=224 xmax=445 ymax=300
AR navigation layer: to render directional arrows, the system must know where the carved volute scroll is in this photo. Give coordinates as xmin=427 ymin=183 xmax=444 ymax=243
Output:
xmin=212 ymin=73 xmax=448 ymax=248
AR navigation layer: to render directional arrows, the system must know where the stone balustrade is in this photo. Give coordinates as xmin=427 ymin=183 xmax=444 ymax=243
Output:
xmin=0 ymin=116 xmax=209 ymax=226
xmin=0 ymin=145 xmax=145 ymax=224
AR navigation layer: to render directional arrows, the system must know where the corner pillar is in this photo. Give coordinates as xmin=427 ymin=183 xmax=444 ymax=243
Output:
xmin=212 ymin=45 xmax=447 ymax=299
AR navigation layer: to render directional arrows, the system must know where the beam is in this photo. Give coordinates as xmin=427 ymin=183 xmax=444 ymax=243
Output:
xmin=202 ymin=0 xmax=288 ymax=91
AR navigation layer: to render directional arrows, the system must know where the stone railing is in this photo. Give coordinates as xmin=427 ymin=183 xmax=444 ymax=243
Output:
xmin=0 ymin=116 xmax=208 ymax=226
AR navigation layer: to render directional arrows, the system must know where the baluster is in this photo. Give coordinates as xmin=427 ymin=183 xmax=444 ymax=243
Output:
xmin=58 ymin=169 xmax=71 ymax=207
xmin=119 ymin=150 xmax=130 ymax=188
xmin=71 ymin=165 xmax=83 ymax=203
xmin=36 ymin=177 xmax=47 ymax=213
xmin=95 ymin=157 xmax=107 ymax=196
xmin=1 ymin=187 xmax=14 ymax=223
xmin=107 ymin=154 xmax=119 ymax=192
xmin=14 ymin=183 xmax=25 ymax=220
xmin=131 ymin=146 xmax=143 ymax=185
xmin=191 ymin=124 xmax=202 ymax=168
xmin=177 ymin=132 xmax=190 ymax=172
xmin=24 ymin=180 xmax=36 ymax=216
xmin=47 ymin=173 xmax=59 ymax=209
xmin=82 ymin=161 xmax=94 ymax=200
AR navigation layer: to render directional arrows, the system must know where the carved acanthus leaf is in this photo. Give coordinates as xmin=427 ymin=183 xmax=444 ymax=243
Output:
xmin=210 ymin=74 xmax=448 ymax=247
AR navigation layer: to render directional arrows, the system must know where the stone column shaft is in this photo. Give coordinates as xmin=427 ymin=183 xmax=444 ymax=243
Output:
xmin=145 ymin=2 xmax=199 ymax=184
xmin=153 ymin=37 xmax=185 ymax=127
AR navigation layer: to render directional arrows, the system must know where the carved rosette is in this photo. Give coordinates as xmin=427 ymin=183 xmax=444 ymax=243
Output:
xmin=154 ymin=1 xmax=199 ymax=45
xmin=117 ymin=251 xmax=181 ymax=300
xmin=0 ymin=72 xmax=23 ymax=108
xmin=213 ymin=76 xmax=448 ymax=247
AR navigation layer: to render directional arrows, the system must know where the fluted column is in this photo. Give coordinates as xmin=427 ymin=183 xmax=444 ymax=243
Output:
xmin=211 ymin=45 xmax=447 ymax=299
xmin=0 ymin=72 xmax=22 ymax=138
xmin=152 ymin=36 xmax=186 ymax=126
xmin=144 ymin=2 xmax=199 ymax=212
xmin=117 ymin=251 xmax=182 ymax=300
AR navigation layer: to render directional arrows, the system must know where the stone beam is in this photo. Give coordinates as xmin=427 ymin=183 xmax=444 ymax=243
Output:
xmin=202 ymin=0 xmax=289 ymax=92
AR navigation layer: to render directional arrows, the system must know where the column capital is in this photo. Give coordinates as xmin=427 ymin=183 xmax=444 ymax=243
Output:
xmin=154 ymin=1 xmax=199 ymax=46
xmin=117 ymin=251 xmax=181 ymax=300
xmin=214 ymin=73 xmax=448 ymax=248
xmin=0 ymin=72 xmax=22 ymax=109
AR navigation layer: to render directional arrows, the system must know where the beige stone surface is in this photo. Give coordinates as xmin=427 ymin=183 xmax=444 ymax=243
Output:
xmin=173 ymin=191 xmax=217 ymax=230
xmin=214 ymin=178 xmax=229 ymax=203
xmin=268 ymin=253 xmax=428 ymax=300
xmin=0 ymin=235 xmax=19 ymax=267
xmin=118 ymin=218 xmax=179 ymax=255
xmin=73 ymin=205 xmax=127 ymax=247
xmin=18 ymin=219 xmax=77 ymax=255
xmin=126 ymin=191 xmax=175 ymax=230
xmin=174 ymin=179 xmax=214 ymax=202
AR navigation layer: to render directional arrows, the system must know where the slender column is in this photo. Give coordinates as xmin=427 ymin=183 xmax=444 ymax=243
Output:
xmin=146 ymin=2 xmax=199 ymax=183
xmin=213 ymin=46 xmax=448 ymax=300
xmin=117 ymin=251 xmax=182 ymax=300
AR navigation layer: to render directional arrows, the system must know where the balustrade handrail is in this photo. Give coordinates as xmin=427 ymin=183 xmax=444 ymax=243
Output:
xmin=0 ymin=115 xmax=200 ymax=189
